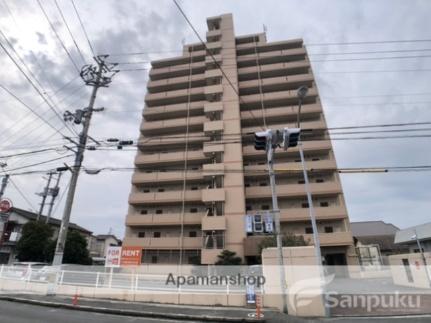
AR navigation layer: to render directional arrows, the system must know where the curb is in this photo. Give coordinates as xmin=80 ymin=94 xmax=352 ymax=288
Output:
xmin=0 ymin=296 xmax=265 ymax=322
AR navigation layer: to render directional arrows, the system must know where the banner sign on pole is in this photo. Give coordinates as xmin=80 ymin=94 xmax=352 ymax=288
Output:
xmin=105 ymin=246 xmax=122 ymax=268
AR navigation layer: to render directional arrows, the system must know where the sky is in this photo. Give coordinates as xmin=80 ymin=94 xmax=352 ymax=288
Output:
xmin=1 ymin=0 xmax=431 ymax=238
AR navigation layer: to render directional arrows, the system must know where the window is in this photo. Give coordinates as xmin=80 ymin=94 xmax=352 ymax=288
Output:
xmin=320 ymin=202 xmax=329 ymax=207
xmin=324 ymin=226 xmax=334 ymax=233
xmin=143 ymin=189 xmax=150 ymax=193
xmin=295 ymin=159 xmax=301 ymax=162
xmin=158 ymin=188 xmax=165 ymax=192
xmin=316 ymin=179 xmax=324 ymax=183
xmin=259 ymin=182 xmax=268 ymax=187
xmin=189 ymin=231 xmax=197 ymax=238
xmin=138 ymin=232 xmax=145 ymax=238
xmin=151 ymin=256 xmax=158 ymax=264
xmin=258 ymin=162 xmax=265 ymax=165
xmin=145 ymin=170 xmax=152 ymax=173
xmin=302 ymin=203 xmax=309 ymax=208
xmin=191 ymin=186 xmax=199 ymax=191
xmin=305 ymin=227 xmax=313 ymax=234
xmin=156 ymin=209 xmax=163 ymax=214
xmin=140 ymin=210 xmax=148 ymax=215
xmin=312 ymin=158 xmax=320 ymax=161
xmin=246 ymin=205 xmax=252 ymax=211
xmin=261 ymin=205 xmax=270 ymax=210
xmin=190 ymin=208 xmax=198 ymax=213
xmin=245 ymin=183 xmax=250 ymax=187
xmin=153 ymin=232 xmax=161 ymax=238
xmin=298 ymin=180 xmax=305 ymax=184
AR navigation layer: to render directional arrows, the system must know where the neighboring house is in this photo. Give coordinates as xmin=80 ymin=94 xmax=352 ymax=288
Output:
xmin=0 ymin=207 xmax=92 ymax=264
xmin=351 ymin=221 xmax=407 ymax=266
xmin=394 ymin=222 xmax=431 ymax=253
xmin=89 ymin=234 xmax=122 ymax=265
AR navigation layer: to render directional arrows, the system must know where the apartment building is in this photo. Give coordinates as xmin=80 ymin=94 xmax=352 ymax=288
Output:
xmin=123 ymin=13 xmax=356 ymax=266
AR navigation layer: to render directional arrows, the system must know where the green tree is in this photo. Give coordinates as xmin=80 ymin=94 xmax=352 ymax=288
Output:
xmin=16 ymin=221 xmax=53 ymax=262
xmin=45 ymin=230 xmax=92 ymax=265
xmin=215 ymin=250 xmax=242 ymax=265
xmin=258 ymin=233 xmax=309 ymax=254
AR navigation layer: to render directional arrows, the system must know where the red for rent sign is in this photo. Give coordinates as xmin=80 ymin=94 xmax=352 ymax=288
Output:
xmin=120 ymin=246 xmax=142 ymax=266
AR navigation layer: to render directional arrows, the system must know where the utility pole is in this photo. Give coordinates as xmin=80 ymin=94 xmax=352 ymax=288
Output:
xmin=36 ymin=172 xmax=53 ymax=221
xmin=413 ymin=228 xmax=431 ymax=287
xmin=45 ymin=171 xmax=63 ymax=224
xmin=52 ymin=55 xmax=117 ymax=266
xmin=0 ymin=175 xmax=9 ymax=199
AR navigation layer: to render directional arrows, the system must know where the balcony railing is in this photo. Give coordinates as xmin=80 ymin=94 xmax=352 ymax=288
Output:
xmin=125 ymin=212 xmax=203 ymax=226
xmin=245 ymin=182 xmax=342 ymax=199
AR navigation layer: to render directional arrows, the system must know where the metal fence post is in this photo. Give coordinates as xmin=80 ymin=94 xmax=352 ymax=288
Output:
xmin=59 ymin=270 xmax=65 ymax=285
xmin=95 ymin=272 xmax=100 ymax=288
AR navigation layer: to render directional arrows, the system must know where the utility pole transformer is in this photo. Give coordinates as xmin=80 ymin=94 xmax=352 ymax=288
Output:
xmin=0 ymin=175 xmax=9 ymax=199
xmin=52 ymin=56 xmax=117 ymax=266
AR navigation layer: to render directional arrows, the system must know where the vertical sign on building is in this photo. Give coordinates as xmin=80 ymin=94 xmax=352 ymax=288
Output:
xmin=105 ymin=246 xmax=122 ymax=267
xmin=120 ymin=246 xmax=142 ymax=266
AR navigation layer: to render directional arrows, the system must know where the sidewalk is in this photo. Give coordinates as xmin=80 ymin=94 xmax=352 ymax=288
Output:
xmin=0 ymin=293 xmax=272 ymax=322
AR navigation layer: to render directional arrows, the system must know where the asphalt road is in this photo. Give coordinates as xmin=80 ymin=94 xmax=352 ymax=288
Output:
xmin=0 ymin=300 xmax=200 ymax=323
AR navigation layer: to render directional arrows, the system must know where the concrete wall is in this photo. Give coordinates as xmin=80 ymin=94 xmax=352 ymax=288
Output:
xmin=388 ymin=252 xmax=431 ymax=289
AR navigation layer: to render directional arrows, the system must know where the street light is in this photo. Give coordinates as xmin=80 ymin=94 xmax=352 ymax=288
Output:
xmin=296 ymin=85 xmax=309 ymax=128
xmin=296 ymin=85 xmax=328 ymax=316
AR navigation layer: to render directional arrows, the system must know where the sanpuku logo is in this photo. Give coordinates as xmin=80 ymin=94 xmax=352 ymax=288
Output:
xmin=288 ymin=274 xmax=335 ymax=312
xmin=288 ymin=274 xmax=421 ymax=313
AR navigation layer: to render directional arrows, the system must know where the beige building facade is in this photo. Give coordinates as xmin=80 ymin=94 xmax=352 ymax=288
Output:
xmin=124 ymin=13 xmax=356 ymax=266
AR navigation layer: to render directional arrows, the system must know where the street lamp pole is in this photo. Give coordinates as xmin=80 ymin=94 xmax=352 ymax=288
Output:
xmin=296 ymin=85 xmax=328 ymax=316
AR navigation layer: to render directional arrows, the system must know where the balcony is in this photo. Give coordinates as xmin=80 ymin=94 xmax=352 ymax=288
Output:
xmin=279 ymin=206 xmax=347 ymax=222
xmin=125 ymin=212 xmax=202 ymax=226
xmin=205 ymin=54 xmax=222 ymax=67
xmin=206 ymin=41 xmax=222 ymax=51
xmin=131 ymin=171 xmax=203 ymax=184
xmin=238 ymin=61 xmax=310 ymax=82
xmin=204 ymin=102 xmax=223 ymax=118
xmin=240 ymin=88 xmax=318 ymax=110
xmin=243 ymin=140 xmax=332 ymax=158
xmin=149 ymin=61 xmax=206 ymax=81
xmin=151 ymin=51 xmax=206 ymax=69
xmin=236 ymin=38 xmax=303 ymax=55
xmin=135 ymin=150 xmax=208 ymax=167
xmin=204 ymin=120 xmax=224 ymax=135
xmin=138 ymin=133 xmax=209 ymax=150
xmin=240 ymin=104 xmax=322 ymax=126
xmin=204 ymin=84 xmax=223 ymax=101
xmin=243 ymin=231 xmax=352 ymax=256
xmin=141 ymin=115 xmax=206 ymax=135
xmin=123 ymin=236 xmax=202 ymax=249
xmin=201 ymin=216 xmax=227 ymax=230
xmin=206 ymin=29 xmax=222 ymax=42
xmin=129 ymin=190 xmax=202 ymax=205
xmin=202 ymin=163 xmax=224 ymax=177
xmin=205 ymin=69 xmax=223 ymax=80
xmin=239 ymin=73 xmax=314 ymax=95
xmin=242 ymin=119 xmax=325 ymax=135
xmin=201 ymin=188 xmax=225 ymax=203
xmin=244 ymin=159 xmax=337 ymax=177
xmin=145 ymin=87 xmax=205 ymax=107
xmin=203 ymin=141 xmax=224 ymax=156
xmin=245 ymin=182 xmax=342 ymax=199
xmin=147 ymin=73 xmax=206 ymax=93
xmin=304 ymin=232 xmax=353 ymax=247
xmin=237 ymin=47 xmax=307 ymax=67
xmin=143 ymin=101 xmax=205 ymax=121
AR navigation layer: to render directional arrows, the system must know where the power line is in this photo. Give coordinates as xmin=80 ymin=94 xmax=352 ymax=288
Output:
xmin=36 ymin=0 xmax=80 ymax=73
xmin=306 ymin=39 xmax=431 ymax=46
xmin=3 ymin=154 xmax=74 ymax=173
xmin=70 ymin=0 xmax=96 ymax=57
xmin=0 ymin=41 xmax=78 ymax=137
xmin=8 ymin=176 xmax=37 ymax=212
xmin=53 ymin=0 xmax=87 ymax=64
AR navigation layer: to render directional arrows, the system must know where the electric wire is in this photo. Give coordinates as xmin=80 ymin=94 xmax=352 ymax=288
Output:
xmin=70 ymin=0 xmax=96 ymax=57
